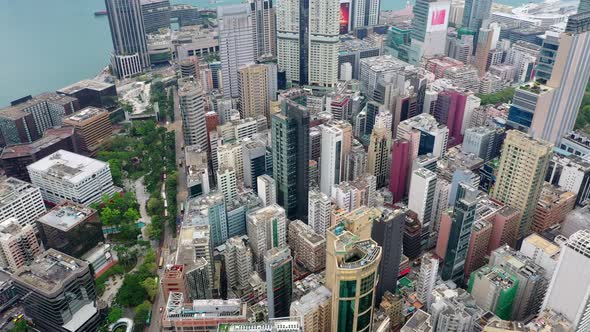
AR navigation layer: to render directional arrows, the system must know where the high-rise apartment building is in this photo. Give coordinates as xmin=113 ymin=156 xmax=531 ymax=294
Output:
xmin=178 ymin=77 xmax=207 ymax=148
xmin=416 ymin=252 xmax=439 ymax=308
xmin=265 ymin=247 xmax=293 ymax=319
xmin=0 ymin=218 xmax=42 ymax=272
xmin=271 ymin=98 xmax=309 ymax=221
xmin=441 ymin=183 xmax=479 ymax=284
xmin=246 ymin=204 xmax=287 ymax=273
xmin=468 ymin=265 xmax=519 ymax=320
xmin=372 ymin=208 xmax=404 ymax=305
xmin=176 ymin=225 xmax=214 ymax=296
xmin=368 ymin=118 xmax=392 ymax=188
xmin=238 ymin=64 xmax=270 ymax=120
xmin=290 ymin=285 xmax=332 ymax=332
xmin=216 ymin=167 xmax=238 ymax=203
xmin=308 ymin=190 xmax=332 ymax=236
xmin=225 ymin=237 xmax=254 ymax=292
xmin=474 ymin=22 xmax=501 ymax=77
xmin=105 ymin=0 xmax=150 ymax=78
xmin=532 ymin=184 xmax=576 ymax=233
xmin=519 ymin=233 xmax=560 ymax=280
xmin=250 ymin=0 xmax=277 ymax=59
xmin=320 ymin=122 xmax=353 ymax=195
xmin=0 ymin=177 xmax=46 ymax=228
xmin=27 ymin=150 xmax=115 ymax=206
xmin=63 ymin=106 xmax=112 ymax=156
xmin=542 ymin=229 xmax=590 ymax=331
xmin=397 ymin=113 xmax=449 ymax=159
xmin=531 ymin=13 xmax=590 ymax=145
xmin=325 ymin=210 xmax=382 ymax=332
xmin=11 ymin=249 xmax=103 ymax=332
xmin=491 ymin=130 xmax=553 ymax=238
xmin=288 ymin=219 xmax=326 ymax=272
xmin=185 ymin=192 xmax=228 ymax=247
xmin=352 ymin=0 xmax=381 ymax=29
xmin=218 ymin=4 xmax=255 ymax=98
xmin=276 ymin=0 xmax=339 ymax=86
xmin=257 ymin=174 xmax=276 ymax=206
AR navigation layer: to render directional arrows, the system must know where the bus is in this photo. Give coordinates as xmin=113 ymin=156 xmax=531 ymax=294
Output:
xmin=146 ymin=310 xmax=152 ymax=326
xmin=158 ymin=256 xmax=164 ymax=269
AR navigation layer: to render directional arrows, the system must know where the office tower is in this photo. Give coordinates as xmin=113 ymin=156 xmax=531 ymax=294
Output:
xmin=225 ymin=236 xmax=254 ymax=292
xmin=397 ymin=113 xmax=449 ymax=159
xmin=186 ymin=192 xmax=228 ymax=247
xmin=242 ymin=140 xmax=266 ymax=191
xmin=408 ymin=168 xmax=437 ymax=247
xmin=271 ymin=98 xmax=309 ymax=221
xmin=177 ymin=225 xmax=214 ymax=297
xmin=218 ymin=4 xmax=255 ymax=98
xmin=468 ymin=265 xmax=519 ymax=320
xmin=372 ymin=208 xmax=405 ymax=305
xmin=57 ymin=79 xmax=117 ymax=110
xmin=320 ymin=123 xmax=349 ymax=195
xmin=246 ymin=204 xmax=287 ymax=273
xmin=216 ymin=167 xmax=238 ymax=203
xmin=178 ymin=77 xmax=207 ymax=148
xmin=368 ymin=118 xmax=393 ymax=188
xmin=463 ymin=126 xmax=497 ymax=162
xmin=542 ymin=230 xmax=590 ymax=330
xmin=389 ymin=139 xmax=410 ymax=203
xmin=105 ymin=0 xmax=150 ymax=78
xmin=185 ymin=145 xmax=210 ymax=198
xmin=535 ymin=31 xmax=560 ymax=84
xmin=462 ymin=0 xmax=492 ymax=48
xmin=325 ymin=212 xmax=382 ymax=332
xmin=290 ymin=286 xmax=332 ymax=332
xmin=448 ymin=169 xmax=479 ymax=207
xmin=581 ymin=0 xmax=590 ymax=13
xmin=308 ymin=190 xmax=332 ymax=236
xmin=507 ymin=83 xmax=555 ymax=133
xmin=257 ymin=174 xmax=276 ymax=206
xmin=37 ymin=202 xmax=104 ymax=258
xmin=352 ymin=0 xmax=381 ymax=29
xmin=140 ymin=0 xmax=170 ymax=33
xmin=288 ymin=220 xmax=326 ymax=273
xmin=531 ymin=14 xmax=590 ymax=145
xmin=519 ymin=233 xmax=560 ymax=280
xmin=409 ymin=0 xmax=451 ymax=63
xmin=179 ymin=56 xmax=200 ymax=79
xmin=474 ymin=22 xmax=501 ymax=77
xmin=265 ymin=247 xmax=293 ymax=319
xmin=250 ymin=0 xmax=276 ymax=59
xmin=0 ymin=177 xmax=46 ymax=228
xmin=27 ymin=150 xmax=114 ymax=206
xmin=532 ymin=184 xmax=576 ymax=233
xmin=276 ymin=0 xmax=339 ymax=87
xmin=433 ymin=89 xmax=468 ymax=146
xmin=492 ymin=130 xmax=552 ymax=238
xmin=441 ymin=183 xmax=478 ymax=284
xmin=490 ymin=246 xmax=549 ymax=321
xmin=63 ymin=107 xmax=112 ymax=156
xmin=0 ymin=127 xmax=77 ymax=183
xmin=217 ymin=142 xmax=244 ymax=184
xmin=0 ymin=93 xmax=79 ymax=146
xmin=309 ymin=127 xmax=322 ymax=162
xmin=0 ymin=218 xmax=42 ymax=272
xmin=225 ymin=192 xmax=263 ymax=239
xmin=415 ymin=252 xmax=439 ymax=308
xmin=11 ymin=249 xmax=103 ymax=332
xmin=238 ymin=64 xmax=270 ymax=120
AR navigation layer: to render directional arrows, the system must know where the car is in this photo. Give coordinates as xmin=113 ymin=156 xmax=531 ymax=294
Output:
xmin=159 ymin=307 xmax=163 ymax=313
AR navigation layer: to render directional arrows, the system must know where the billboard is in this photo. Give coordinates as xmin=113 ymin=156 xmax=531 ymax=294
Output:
xmin=426 ymin=2 xmax=450 ymax=33
xmin=340 ymin=2 xmax=350 ymax=34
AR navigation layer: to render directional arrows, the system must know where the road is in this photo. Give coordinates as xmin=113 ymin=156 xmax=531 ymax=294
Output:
xmin=148 ymin=86 xmax=187 ymax=332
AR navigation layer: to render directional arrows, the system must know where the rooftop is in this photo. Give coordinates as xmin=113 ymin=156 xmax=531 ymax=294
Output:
xmin=38 ymin=201 xmax=96 ymax=231
xmin=64 ymin=106 xmax=108 ymax=124
xmin=0 ymin=218 xmax=29 ymax=241
xmin=0 ymin=127 xmax=75 ymax=160
xmin=360 ymin=55 xmax=412 ymax=73
xmin=290 ymin=286 xmax=331 ymax=315
xmin=11 ymin=249 xmax=88 ymax=296
xmin=0 ymin=93 xmax=77 ymax=120
xmin=522 ymin=233 xmax=560 ymax=257
xmin=165 ymin=292 xmax=248 ymax=321
xmin=57 ymin=79 xmax=114 ymax=94
xmin=27 ymin=150 xmax=109 ymax=184
xmin=0 ymin=177 xmax=40 ymax=208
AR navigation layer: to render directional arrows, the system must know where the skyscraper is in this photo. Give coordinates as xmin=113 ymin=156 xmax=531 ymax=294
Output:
xmin=441 ymin=183 xmax=478 ymax=284
xmin=415 ymin=252 xmax=439 ymax=308
xmin=276 ymin=0 xmax=339 ymax=86
xmin=579 ymin=0 xmax=590 ymax=13
xmin=271 ymin=98 xmax=310 ymax=221
xmin=372 ymin=208 xmax=405 ymax=305
xmin=246 ymin=204 xmax=287 ymax=273
xmin=531 ymin=13 xmax=590 ymax=145
xmin=408 ymin=167 xmax=438 ymax=247
xmin=105 ymin=0 xmax=150 ymax=78
xmin=218 ymin=4 xmax=256 ymax=98
xmin=409 ymin=0 xmax=451 ymax=64
xmin=238 ymin=64 xmax=270 ymax=120
xmin=320 ymin=123 xmax=347 ymax=195
xmin=491 ymin=130 xmax=552 ymax=238
xmin=250 ymin=0 xmax=277 ymax=59
xmin=462 ymin=0 xmax=492 ymax=50
xmin=308 ymin=189 xmax=332 ymax=236
xmin=265 ymin=247 xmax=293 ymax=319
xmin=473 ymin=21 xmax=501 ymax=77
xmin=224 ymin=236 xmax=254 ymax=292
xmin=542 ymin=230 xmax=590 ymax=331
xmin=178 ymin=77 xmax=207 ymax=148
xmin=325 ymin=211 xmax=382 ymax=332
xmin=352 ymin=0 xmax=381 ymax=29
xmin=368 ymin=118 xmax=393 ymax=188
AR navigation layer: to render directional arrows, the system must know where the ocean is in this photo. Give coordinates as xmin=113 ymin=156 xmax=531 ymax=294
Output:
xmin=0 ymin=0 xmax=542 ymax=106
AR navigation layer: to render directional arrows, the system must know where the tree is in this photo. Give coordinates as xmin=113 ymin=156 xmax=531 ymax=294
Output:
xmin=123 ymin=208 xmax=140 ymax=224
xmin=99 ymin=206 xmax=120 ymax=226
xmin=147 ymin=198 xmax=164 ymax=216
xmin=107 ymin=307 xmax=124 ymax=324
xmin=141 ymin=277 xmax=158 ymax=302
xmin=116 ymin=273 xmax=148 ymax=307
xmin=133 ymin=301 xmax=152 ymax=330
xmin=476 ymin=87 xmax=515 ymax=105
xmin=10 ymin=321 xmax=29 ymax=332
